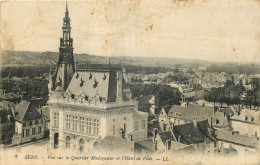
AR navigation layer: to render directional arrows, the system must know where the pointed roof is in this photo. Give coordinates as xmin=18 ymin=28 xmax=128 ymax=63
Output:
xmin=159 ymin=131 xmax=176 ymax=144
xmin=66 ymin=1 xmax=68 ymax=13
xmin=15 ymin=101 xmax=43 ymax=123
xmin=173 ymin=123 xmax=205 ymax=145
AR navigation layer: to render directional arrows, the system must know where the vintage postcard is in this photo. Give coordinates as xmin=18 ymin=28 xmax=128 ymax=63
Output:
xmin=0 ymin=0 xmax=259 ymax=164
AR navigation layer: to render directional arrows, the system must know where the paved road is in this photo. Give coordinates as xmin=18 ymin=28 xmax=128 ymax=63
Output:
xmin=6 ymin=139 xmax=50 ymax=154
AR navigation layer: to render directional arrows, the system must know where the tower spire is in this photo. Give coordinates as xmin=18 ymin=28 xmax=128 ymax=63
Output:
xmin=66 ymin=1 xmax=68 ymax=12
xmin=53 ymin=0 xmax=75 ymax=91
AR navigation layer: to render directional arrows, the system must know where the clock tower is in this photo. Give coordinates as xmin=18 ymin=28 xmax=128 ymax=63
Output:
xmin=54 ymin=2 xmax=75 ymax=91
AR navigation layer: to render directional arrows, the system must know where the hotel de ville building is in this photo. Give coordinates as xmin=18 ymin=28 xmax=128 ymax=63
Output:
xmin=48 ymin=2 xmax=148 ymax=152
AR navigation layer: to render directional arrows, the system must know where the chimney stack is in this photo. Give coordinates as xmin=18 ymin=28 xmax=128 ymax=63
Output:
xmin=7 ymin=115 xmax=11 ymax=121
xmin=116 ymin=71 xmax=123 ymax=102
xmin=193 ymin=116 xmax=197 ymax=128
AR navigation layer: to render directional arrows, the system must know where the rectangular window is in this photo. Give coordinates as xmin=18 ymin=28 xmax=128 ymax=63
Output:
xmin=32 ymin=128 xmax=36 ymax=135
xmin=72 ymin=116 xmax=77 ymax=131
xmin=142 ymin=120 xmax=146 ymax=129
xmin=86 ymin=117 xmax=92 ymax=134
xmin=93 ymin=118 xmax=99 ymax=136
xmin=66 ymin=115 xmax=72 ymax=130
xmin=54 ymin=112 xmax=59 ymax=127
xmin=38 ymin=126 xmax=42 ymax=134
xmin=79 ymin=117 xmax=85 ymax=132
xmin=26 ymin=129 xmax=29 ymax=136
xmin=22 ymin=129 xmax=25 ymax=138
xmin=134 ymin=121 xmax=138 ymax=131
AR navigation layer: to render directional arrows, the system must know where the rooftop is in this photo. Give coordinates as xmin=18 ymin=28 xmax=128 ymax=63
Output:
xmin=168 ymin=104 xmax=214 ymax=121
xmin=215 ymin=129 xmax=259 ymax=148
xmin=15 ymin=101 xmax=43 ymax=122
xmin=173 ymin=123 xmax=205 ymax=145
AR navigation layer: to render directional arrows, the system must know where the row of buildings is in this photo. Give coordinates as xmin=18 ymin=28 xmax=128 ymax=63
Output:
xmin=0 ymin=97 xmax=49 ymax=146
xmin=45 ymin=3 xmax=259 ymax=156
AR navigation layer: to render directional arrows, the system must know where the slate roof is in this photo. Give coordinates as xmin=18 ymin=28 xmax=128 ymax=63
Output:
xmin=159 ymin=131 xmax=176 ymax=144
xmin=215 ymin=130 xmax=259 ymax=148
xmin=0 ymin=100 xmax=15 ymax=110
xmin=171 ymin=141 xmax=193 ymax=151
xmin=92 ymin=136 xmax=135 ymax=153
xmin=197 ymin=120 xmax=216 ymax=142
xmin=65 ymin=70 xmax=129 ymax=103
xmin=231 ymin=108 xmax=260 ymax=125
xmin=0 ymin=91 xmax=21 ymax=100
xmin=39 ymin=106 xmax=50 ymax=121
xmin=15 ymin=101 xmax=43 ymax=123
xmin=173 ymin=123 xmax=205 ymax=145
xmin=135 ymin=139 xmax=156 ymax=152
xmin=168 ymin=104 xmax=214 ymax=121
xmin=219 ymin=107 xmax=234 ymax=117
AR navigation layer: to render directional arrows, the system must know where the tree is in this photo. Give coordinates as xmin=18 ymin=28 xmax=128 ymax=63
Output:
xmin=155 ymin=84 xmax=181 ymax=110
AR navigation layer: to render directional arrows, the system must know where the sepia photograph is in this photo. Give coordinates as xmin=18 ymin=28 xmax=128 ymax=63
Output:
xmin=0 ymin=0 xmax=259 ymax=164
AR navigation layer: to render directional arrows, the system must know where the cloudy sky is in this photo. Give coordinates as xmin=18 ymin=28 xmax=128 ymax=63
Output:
xmin=1 ymin=0 xmax=260 ymax=63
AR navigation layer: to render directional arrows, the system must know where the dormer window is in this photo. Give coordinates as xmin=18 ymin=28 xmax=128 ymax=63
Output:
xmin=93 ymin=79 xmax=98 ymax=88
xmin=71 ymin=94 xmax=75 ymax=99
xmin=58 ymin=77 xmax=62 ymax=86
xmin=103 ymin=73 xmax=106 ymax=80
xmin=80 ymin=78 xmax=84 ymax=87
xmin=89 ymin=73 xmax=92 ymax=80
xmin=76 ymin=73 xmax=79 ymax=79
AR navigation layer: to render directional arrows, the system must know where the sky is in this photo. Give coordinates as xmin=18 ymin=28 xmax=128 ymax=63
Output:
xmin=1 ymin=0 xmax=260 ymax=63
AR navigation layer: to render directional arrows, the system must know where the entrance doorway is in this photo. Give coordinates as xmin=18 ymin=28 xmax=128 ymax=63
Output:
xmin=54 ymin=133 xmax=59 ymax=148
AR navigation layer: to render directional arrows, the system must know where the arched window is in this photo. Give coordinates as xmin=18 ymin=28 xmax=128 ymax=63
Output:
xmin=66 ymin=136 xmax=71 ymax=149
xmin=79 ymin=139 xmax=84 ymax=153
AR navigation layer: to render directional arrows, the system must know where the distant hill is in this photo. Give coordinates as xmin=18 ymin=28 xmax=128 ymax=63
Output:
xmin=1 ymin=50 xmax=213 ymax=67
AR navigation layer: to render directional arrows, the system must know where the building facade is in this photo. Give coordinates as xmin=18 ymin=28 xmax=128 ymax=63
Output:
xmin=12 ymin=101 xmax=45 ymax=144
xmin=48 ymin=3 xmax=148 ymax=152
xmin=0 ymin=101 xmax=15 ymax=145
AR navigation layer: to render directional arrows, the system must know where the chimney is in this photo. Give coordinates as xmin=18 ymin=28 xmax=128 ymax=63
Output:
xmin=193 ymin=116 xmax=197 ymax=128
xmin=166 ymin=140 xmax=171 ymax=151
xmin=7 ymin=115 xmax=11 ymax=121
xmin=128 ymin=133 xmax=133 ymax=141
xmin=116 ymin=71 xmax=123 ymax=102
xmin=153 ymin=140 xmax=158 ymax=151
xmin=178 ymin=135 xmax=181 ymax=142
xmin=153 ymin=128 xmax=158 ymax=139
xmin=209 ymin=117 xmax=213 ymax=127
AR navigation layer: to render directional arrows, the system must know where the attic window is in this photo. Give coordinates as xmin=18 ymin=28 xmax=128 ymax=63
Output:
xmin=71 ymin=94 xmax=75 ymax=99
xmin=76 ymin=73 xmax=79 ymax=79
xmin=216 ymin=119 xmax=220 ymax=125
xmin=85 ymin=95 xmax=89 ymax=101
xmin=99 ymin=97 xmax=102 ymax=102
xmin=80 ymin=78 xmax=84 ymax=87
xmin=103 ymin=73 xmax=106 ymax=80
xmin=93 ymin=80 xmax=98 ymax=88
xmin=89 ymin=73 xmax=92 ymax=80
xmin=58 ymin=77 xmax=62 ymax=86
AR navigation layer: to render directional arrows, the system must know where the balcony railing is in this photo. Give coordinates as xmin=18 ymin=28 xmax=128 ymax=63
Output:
xmin=49 ymin=96 xmax=138 ymax=109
